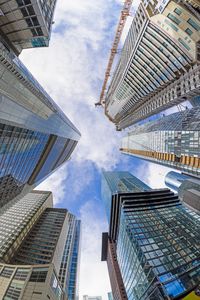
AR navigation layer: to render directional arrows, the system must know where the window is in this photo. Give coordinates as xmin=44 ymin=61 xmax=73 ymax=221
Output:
xmin=187 ymin=18 xmax=200 ymax=31
xmin=185 ymin=28 xmax=193 ymax=36
xmin=1 ymin=267 xmax=14 ymax=278
xmin=174 ymin=8 xmax=182 ymax=15
xmin=167 ymin=13 xmax=181 ymax=25
xmin=14 ymin=268 xmax=30 ymax=281
xmin=178 ymin=38 xmax=190 ymax=51
xmin=29 ymin=268 xmax=48 ymax=282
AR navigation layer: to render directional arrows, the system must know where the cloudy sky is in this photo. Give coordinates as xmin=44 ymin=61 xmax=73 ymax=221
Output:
xmin=20 ymin=0 xmax=176 ymax=298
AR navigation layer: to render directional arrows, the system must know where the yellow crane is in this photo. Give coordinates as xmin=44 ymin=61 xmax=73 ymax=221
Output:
xmin=95 ymin=0 xmax=133 ymax=107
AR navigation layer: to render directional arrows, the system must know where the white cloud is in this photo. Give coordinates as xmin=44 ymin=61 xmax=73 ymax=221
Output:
xmin=36 ymin=164 xmax=69 ymax=205
xmin=79 ymin=200 xmax=111 ymax=299
xmin=144 ymin=162 xmax=173 ymax=189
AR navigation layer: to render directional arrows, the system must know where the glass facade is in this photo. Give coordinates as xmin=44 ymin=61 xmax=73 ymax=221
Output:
xmin=121 ymin=108 xmax=200 ymax=176
xmin=165 ymin=171 xmax=192 ymax=192
xmin=59 ymin=214 xmax=81 ymax=300
xmin=101 ymin=171 xmax=150 ymax=222
xmin=117 ymin=200 xmax=200 ymax=300
xmin=0 ymin=36 xmax=80 ymax=207
xmin=67 ymin=220 xmax=81 ymax=300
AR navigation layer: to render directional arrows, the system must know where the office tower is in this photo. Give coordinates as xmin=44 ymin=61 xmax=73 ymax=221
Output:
xmin=0 ymin=0 xmax=57 ymax=55
xmin=0 ymin=190 xmax=81 ymax=300
xmin=59 ymin=215 xmax=81 ymax=300
xmin=165 ymin=171 xmax=200 ymax=212
xmin=0 ymin=190 xmax=53 ymax=263
xmin=121 ymin=108 xmax=200 ymax=176
xmin=0 ymin=37 xmax=80 ymax=208
xmin=83 ymin=296 xmax=102 ymax=300
xmin=101 ymin=171 xmax=200 ymax=300
xmin=108 ymin=292 xmax=114 ymax=300
xmin=104 ymin=0 xmax=200 ymax=130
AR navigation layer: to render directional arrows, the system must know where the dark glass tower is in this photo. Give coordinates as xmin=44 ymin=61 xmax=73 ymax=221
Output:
xmin=101 ymin=171 xmax=200 ymax=300
xmin=0 ymin=37 xmax=80 ymax=208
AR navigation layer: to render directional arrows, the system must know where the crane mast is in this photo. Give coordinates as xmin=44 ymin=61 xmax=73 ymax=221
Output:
xmin=95 ymin=0 xmax=133 ymax=107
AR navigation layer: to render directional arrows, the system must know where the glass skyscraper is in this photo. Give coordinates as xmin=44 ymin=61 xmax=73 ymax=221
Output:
xmin=121 ymin=108 xmax=200 ymax=176
xmin=0 ymin=190 xmax=81 ymax=300
xmin=104 ymin=0 xmax=200 ymax=129
xmin=59 ymin=215 xmax=81 ymax=300
xmin=101 ymin=171 xmax=200 ymax=300
xmin=0 ymin=34 xmax=80 ymax=208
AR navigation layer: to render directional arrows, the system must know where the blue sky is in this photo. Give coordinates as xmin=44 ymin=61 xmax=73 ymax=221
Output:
xmin=20 ymin=0 xmax=177 ymax=298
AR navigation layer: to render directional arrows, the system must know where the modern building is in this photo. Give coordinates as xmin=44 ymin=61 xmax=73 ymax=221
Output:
xmin=0 ymin=190 xmax=81 ymax=300
xmin=0 ymin=0 xmax=57 ymax=55
xmin=165 ymin=171 xmax=190 ymax=192
xmin=59 ymin=215 xmax=81 ymax=300
xmin=0 ymin=36 xmax=81 ymax=208
xmin=104 ymin=0 xmax=200 ymax=130
xmin=83 ymin=296 xmax=102 ymax=300
xmin=0 ymin=190 xmax=53 ymax=263
xmin=101 ymin=171 xmax=200 ymax=300
xmin=165 ymin=170 xmax=200 ymax=212
xmin=121 ymin=108 xmax=200 ymax=176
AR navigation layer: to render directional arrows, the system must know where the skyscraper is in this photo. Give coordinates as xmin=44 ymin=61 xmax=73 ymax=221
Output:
xmin=59 ymin=215 xmax=81 ymax=300
xmin=0 ymin=0 xmax=57 ymax=55
xmin=0 ymin=190 xmax=53 ymax=263
xmin=0 ymin=37 xmax=81 ymax=208
xmin=101 ymin=171 xmax=200 ymax=300
xmin=104 ymin=0 xmax=200 ymax=130
xmin=165 ymin=171 xmax=200 ymax=212
xmin=121 ymin=108 xmax=200 ymax=176
xmin=0 ymin=190 xmax=81 ymax=300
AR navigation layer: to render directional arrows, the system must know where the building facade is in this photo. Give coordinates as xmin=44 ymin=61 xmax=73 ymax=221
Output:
xmin=121 ymin=108 xmax=200 ymax=176
xmin=0 ymin=36 xmax=80 ymax=208
xmin=101 ymin=171 xmax=200 ymax=300
xmin=0 ymin=262 xmax=66 ymax=300
xmin=0 ymin=190 xmax=53 ymax=263
xmin=59 ymin=215 xmax=81 ymax=300
xmin=0 ymin=0 xmax=57 ymax=55
xmin=104 ymin=0 xmax=200 ymax=129
xmin=0 ymin=191 xmax=81 ymax=300
xmin=165 ymin=170 xmax=200 ymax=212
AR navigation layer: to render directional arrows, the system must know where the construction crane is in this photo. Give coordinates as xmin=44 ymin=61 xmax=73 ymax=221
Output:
xmin=95 ymin=0 xmax=133 ymax=107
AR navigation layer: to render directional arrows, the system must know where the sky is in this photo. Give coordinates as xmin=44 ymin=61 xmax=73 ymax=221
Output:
xmin=20 ymin=0 xmax=177 ymax=298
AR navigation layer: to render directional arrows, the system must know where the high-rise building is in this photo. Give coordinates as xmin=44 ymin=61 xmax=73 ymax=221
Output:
xmin=0 ymin=0 xmax=57 ymax=55
xmin=0 ymin=190 xmax=81 ymax=300
xmin=104 ymin=0 xmax=200 ymax=130
xmin=83 ymin=296 xmax=102 ymax=300
xmin=0 ymin=37 xmax=81 ymax=208
xmin=101 ymin=171 xmax=200 ymax=300
xmin=0 ymin=190 xmax=52 ymax=263
xmin=121 ymin=108 xmax=200 ymax=176
xmin=59 ymin=215 xmax=81 ymax=300
xmin=165 ymin=171 xmax=200 ymax=212
xmin=165 ymin=171 xmax=196 ymax=192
